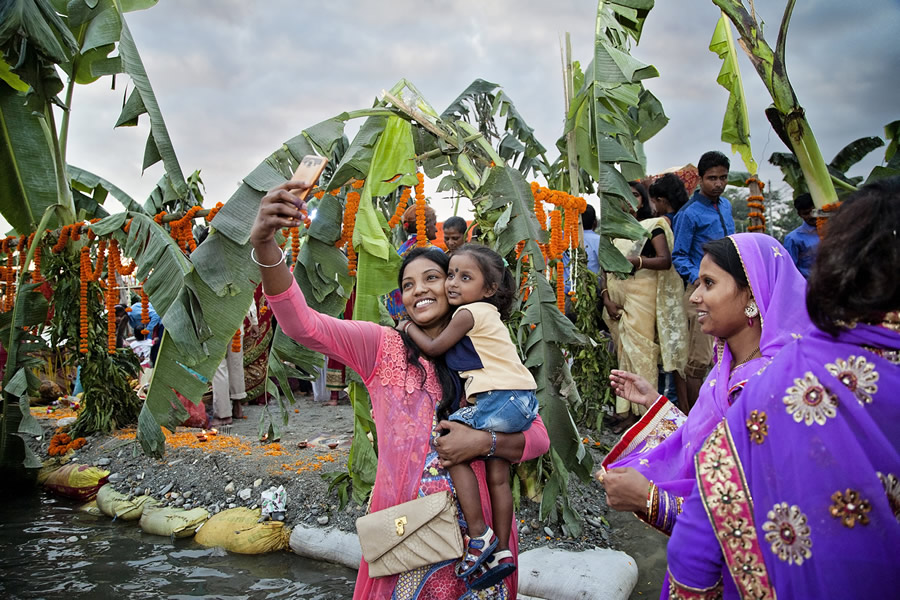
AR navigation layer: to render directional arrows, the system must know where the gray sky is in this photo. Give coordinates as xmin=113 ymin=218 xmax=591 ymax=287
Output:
xmin=60 ymin=0 xmax=899 ymax=221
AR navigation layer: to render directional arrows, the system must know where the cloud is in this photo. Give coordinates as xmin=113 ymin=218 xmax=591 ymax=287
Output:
xmin=53 ymin=0 xmax=898 ymax=223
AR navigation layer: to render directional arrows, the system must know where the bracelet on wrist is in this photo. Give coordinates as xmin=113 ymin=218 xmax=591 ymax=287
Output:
xmin=486 ymin=430 xmax=497 ymax=458
xmin=251 ymin=247 xmax=286 ymax=269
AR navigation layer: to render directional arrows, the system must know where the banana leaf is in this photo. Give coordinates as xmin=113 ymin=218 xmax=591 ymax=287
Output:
xmin=0 ymin=85 xmax=60 ymax=233
xmin=68 ymin=164 xmax=147 ymax=214
xmin=114 ymin=19 xmax=185 ymax=192
xmin=709 ymin=13 xmax=757 ymax=174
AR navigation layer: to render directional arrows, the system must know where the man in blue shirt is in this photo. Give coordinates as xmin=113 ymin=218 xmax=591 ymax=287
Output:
xmin=782 ymin=193 xmax=819 ymax=278
xmin=671 ymin=151 xmax=734 ymax=408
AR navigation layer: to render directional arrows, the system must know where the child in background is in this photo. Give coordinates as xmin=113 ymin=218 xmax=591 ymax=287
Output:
xmin=442 ymin=216 xmax=467 ymax=252
xmin=400 ymin=243 xmax=538 ymax=589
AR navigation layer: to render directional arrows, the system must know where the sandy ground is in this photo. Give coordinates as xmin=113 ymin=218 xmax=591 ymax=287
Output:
xmin=35 ymin=391 xmax=667 ymax=599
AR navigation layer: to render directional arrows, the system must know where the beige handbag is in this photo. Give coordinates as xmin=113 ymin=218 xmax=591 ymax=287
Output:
xmin=356 ymin=490 xmax=464 ymax=577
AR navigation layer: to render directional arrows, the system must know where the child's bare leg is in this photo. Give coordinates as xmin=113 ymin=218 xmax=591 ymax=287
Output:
xmin=449 ymin=462 xmax=486 ymax=537
xmin=486 ymin=458 xmax=512 ymax=550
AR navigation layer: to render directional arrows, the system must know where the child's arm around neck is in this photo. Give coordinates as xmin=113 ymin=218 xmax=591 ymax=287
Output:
xmin=405 ymin=306 xmax=474 ymax=357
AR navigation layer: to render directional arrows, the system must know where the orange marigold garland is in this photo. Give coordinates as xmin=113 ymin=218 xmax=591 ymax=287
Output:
xmin=106 ymin=249 xmax=117 ymax=353
xmin=289 ymin=227 xmax=301 ymax=265
xmin=556 ymin=261 xmax=566 ymax=313
xmin=414 ymin=173 xmax=427 ymax=247
xmin=48 ymin=431 xmax=87 ymax=456
xmin=52 ymin=224 xmax=71 ymax=253
xmin=549 ymin=210 xmax=563 ymax=260
xmin=231 ymin=328 xmax=242 ymax=353
xmin=338 ymin=191 xmax=362 ymax=275
xmin=140 ymin=286 xmax=150 ymax=335
xmin=745 ymin=177 xmax=767 ymax=233
xmin=3 ymin=237 xmax=16 ymax=312
xmin=79 ymin=247 xmax=91 ymax=353
xmin=816 ymin=201 xmax=842 ymax=239
xmin=388 ymin=187 xmax=411 ymax=229
xmin=205 ymin=202 xmax=224 ymax=222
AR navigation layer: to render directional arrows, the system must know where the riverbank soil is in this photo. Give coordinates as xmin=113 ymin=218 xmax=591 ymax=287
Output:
xmin=31 ymin=391 xmax=667 ymax=597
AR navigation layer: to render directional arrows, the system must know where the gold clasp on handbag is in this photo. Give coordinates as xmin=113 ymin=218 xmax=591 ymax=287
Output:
xmin=394 ymin=516 xmax=407 ymax=536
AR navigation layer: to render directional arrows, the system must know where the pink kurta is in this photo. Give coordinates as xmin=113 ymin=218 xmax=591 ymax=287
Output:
xmin=267 ymin=281 xmax=550 ymax=599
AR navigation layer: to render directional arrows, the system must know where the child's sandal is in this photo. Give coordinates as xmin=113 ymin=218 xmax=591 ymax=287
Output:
xmin=469 ymin=549 xmax=516 ymax=590
xmin=454 ymin=526 xmax=498 ymax=578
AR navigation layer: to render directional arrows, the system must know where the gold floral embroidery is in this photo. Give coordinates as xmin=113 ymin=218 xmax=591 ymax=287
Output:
xmin=643 ymin=418 xmax=681 ymax=451
xmin=746 ymin=410 xmax=768 ymax=444
xmin=667 ymin=570 xmax=723 ymax=600
xmin=718 ymin=515 xmax=753 ymax=551
xmin=729 ymin=551 xmax=771 ymax=599
xmin=829 ymin=489 xmax=872 ymax=527
xmin=707 ymin=480 xmax=743 ymax=517
xmin=762 ymin=502 xmax=813 ymax=565
xmin=783 ymin=372 xmax=838 ymax=426
xmin=698 ymin=445 xmax=735 ymax=484
xmin=826 ymin=355 xmax=879 ymax=405
xmin=877 ymin=472 xmax=900 ymax=525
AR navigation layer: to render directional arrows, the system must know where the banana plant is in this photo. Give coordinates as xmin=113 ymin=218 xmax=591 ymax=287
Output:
xmin=711 ymin=0 xmax=838 ymax=209
xmin=554 ymin=0 xmax=665 ymax=275
xmin=770 ymin=134 xmax=888 ymax=198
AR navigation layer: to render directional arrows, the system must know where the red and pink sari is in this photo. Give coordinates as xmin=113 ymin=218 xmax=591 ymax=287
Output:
xmin=267 ymin=280 xmax=550 ymax=599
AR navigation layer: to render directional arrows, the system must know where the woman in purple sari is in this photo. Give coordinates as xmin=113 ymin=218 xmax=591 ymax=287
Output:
xmin=666 ymin=177 xmax=900 ymax=598
xmin=599 ymin=233 xmax=812 ymax=535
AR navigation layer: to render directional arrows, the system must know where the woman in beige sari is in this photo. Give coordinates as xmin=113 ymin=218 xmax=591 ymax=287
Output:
xmin=602 ymin=182 xmax=688 ymax=432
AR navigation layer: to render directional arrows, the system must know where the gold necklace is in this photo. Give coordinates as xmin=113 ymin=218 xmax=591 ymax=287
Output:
xmin=732 ymin=346 xmax=761 ymax=371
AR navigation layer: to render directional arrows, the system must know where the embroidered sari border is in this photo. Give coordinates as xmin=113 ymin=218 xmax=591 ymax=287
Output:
xmin=602 ymin=395 xmax=673 ymax=469
xmin=695 ymin=421 xmax=775 ymax=600
xmin=667 ymin=570 xmax=724 ymax=599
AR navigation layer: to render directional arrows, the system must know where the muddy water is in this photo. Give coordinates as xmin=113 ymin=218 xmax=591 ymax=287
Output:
xmin=0 ymin=491 xmax=357 ymax=599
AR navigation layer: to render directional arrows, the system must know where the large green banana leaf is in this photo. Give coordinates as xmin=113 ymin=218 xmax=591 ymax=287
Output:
xmin=68 ymin=163 xmax=147 ymax=214
xmin=0 ymin=85 xmax=60 ymax=233
xmin=708 ymin=13 xmax=757 ymax=174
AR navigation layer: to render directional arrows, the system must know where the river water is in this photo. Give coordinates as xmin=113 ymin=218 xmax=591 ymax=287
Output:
xmin=0 ymin=491 xmax=358 ymax=599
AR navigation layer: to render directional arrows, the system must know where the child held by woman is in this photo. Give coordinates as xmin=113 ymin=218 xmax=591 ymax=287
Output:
xmin=400 ymin=243 xmax=538 ymax=589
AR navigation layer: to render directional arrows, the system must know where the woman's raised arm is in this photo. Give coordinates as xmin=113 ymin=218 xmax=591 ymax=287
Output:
xmin=252 ymin=182 xmax=381 ymax=380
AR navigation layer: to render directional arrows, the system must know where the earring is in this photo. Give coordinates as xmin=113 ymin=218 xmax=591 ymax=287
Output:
xmin=745 ymin=299 xmax=759 ymax=326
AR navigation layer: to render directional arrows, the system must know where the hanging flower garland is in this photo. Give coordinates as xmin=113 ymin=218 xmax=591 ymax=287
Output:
xmin=106 ymin=250 xmax=118 ymax=354
xmin=140 ymin=286 xmax=150 ymax=335
xmin=205 ymin=202 xmax=224 ymax=222
xmin=745 ymin=177 xmax=767 ymax=233
xmin=342 ymin=191 xmax=361 ymax=275
xmin=556 ymin=262 xmax=566 ymax=313
xmin=231 ymin=328 xmax=242 ymax=353
xmin=289 ymin=227 xmax=301 ymax=266
xmin=414 ymin=173 xmax=427 ymax=247
xmin=388 ymin=186 xmax=411 ymax=229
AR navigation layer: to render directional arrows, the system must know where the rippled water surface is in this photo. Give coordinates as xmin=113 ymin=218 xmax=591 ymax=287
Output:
xmin=0 ymin=492 xmax=357 ymax=599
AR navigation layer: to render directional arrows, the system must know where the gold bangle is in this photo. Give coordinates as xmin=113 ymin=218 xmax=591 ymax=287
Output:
xmin=600 ymin=289 xmax=609 ymax=296
xmin=638 ymin=256 xmax=643 ymax=270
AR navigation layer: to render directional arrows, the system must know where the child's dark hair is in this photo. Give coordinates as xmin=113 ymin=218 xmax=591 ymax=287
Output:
xmin=453 ymin=243 xmax=516 ymax=320
xmin=629 ymin=181 xmax=653 ymax=220
xmin=443 ymin=216 xmax=467 ymax=233
xmin=649 ymin=173 xmax=690 ymax=213
xmin=702 ymin=237 xmax=750 ymax=291
xmin=396 ymin=247 xmax=460 ymax=420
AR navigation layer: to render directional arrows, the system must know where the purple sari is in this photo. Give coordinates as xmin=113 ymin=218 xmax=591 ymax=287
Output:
xmin=602 ymin=234 xmax=812 ymax=534
xmin=666 ymin=321 xmax=900 ymax=599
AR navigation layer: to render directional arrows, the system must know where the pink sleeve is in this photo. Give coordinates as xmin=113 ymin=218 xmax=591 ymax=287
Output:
xmin=265 ymin=280 xmax=382 ymax=381
xmin=519 ymin=415 xmax=550 ymax=462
